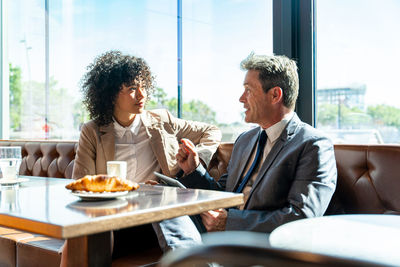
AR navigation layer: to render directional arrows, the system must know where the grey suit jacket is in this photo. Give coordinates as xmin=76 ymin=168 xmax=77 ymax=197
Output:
xmin=179 ymin=113 xmax=337 ymax=233
xmin=73 ymin=109 xmax=221 ymax=179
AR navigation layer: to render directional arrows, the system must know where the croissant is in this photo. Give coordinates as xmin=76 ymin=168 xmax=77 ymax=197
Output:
xmin=65 ymin=175 xmax=140 ymax=192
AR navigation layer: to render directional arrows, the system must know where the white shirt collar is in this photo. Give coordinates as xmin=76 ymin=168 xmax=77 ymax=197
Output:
xmin=113 ymin=114 xmax=142 ymax=139
xmin=264 ymin=112 xmax=294 ymax=143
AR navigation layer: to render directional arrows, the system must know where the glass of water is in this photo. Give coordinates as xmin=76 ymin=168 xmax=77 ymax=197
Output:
xmin=0 ymin=146 xmax=22 ymax=180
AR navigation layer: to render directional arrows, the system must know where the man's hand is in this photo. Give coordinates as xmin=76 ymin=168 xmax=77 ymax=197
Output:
xmin=200 ymin=208 xmax=227 ymax=232
xmin=176 ymin=138 xmax=200 ymax=174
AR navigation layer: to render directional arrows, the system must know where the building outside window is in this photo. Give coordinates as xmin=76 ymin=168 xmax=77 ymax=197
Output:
xmin=316 ymin=0 xmax=400 ymax=144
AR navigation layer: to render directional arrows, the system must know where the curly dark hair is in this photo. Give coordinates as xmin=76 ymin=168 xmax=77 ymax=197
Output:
xmin=81 ymin=50 xmax=155 ymax=126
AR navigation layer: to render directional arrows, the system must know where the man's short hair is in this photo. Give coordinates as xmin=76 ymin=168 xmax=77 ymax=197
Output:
xmin=240 ymin=53 xmax=299 ymax=109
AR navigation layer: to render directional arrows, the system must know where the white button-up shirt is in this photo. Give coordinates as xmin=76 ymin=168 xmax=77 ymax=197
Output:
xmin=113 ymin=115 xmax=160 ymax=183
xmin=240 ymin=112 xmax=294 ymax=209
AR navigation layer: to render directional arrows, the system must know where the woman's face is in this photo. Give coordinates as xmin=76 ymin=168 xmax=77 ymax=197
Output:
xmin=114 ymin=82 xmax=147 ymax=116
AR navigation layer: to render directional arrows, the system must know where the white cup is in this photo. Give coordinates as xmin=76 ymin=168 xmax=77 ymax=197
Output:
xmin=107 ymin=161 xmax=127 ymax=179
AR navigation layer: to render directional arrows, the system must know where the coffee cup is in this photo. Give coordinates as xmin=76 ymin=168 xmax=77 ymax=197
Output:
xmin=107 ymin=161 xmax=127 ymax=179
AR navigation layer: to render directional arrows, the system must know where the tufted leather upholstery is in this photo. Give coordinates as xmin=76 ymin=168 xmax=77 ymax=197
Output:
xmin=207 ymin=143 xmax=233 ymax=181
xmin=0 ymin=139 xmax=231 ymax=181
xmin=3 ymin=140 xmax=399 ymax=215
xmin=0 ymin=140 xmax=77 ymax=179
xmin=329 ymin=144 xmax=400 ymax=214
xmin=208 ymin=143 xmax=400 ymax=215
xmin=1 ymin=140 xmax=400 ymax=267
xmin=0 ymin=140 xmax=76 ymax=267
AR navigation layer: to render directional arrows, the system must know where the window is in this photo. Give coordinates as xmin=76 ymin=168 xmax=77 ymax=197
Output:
xmin=2 ymin=0 xmax=272 ymax=141
xmin=316 ymin=0 xmax=400 ymax=144
xmin=6 ymin=0 xmax=176 ymax=139
xmin=182 ymin=0 xmax=273 ymax=141
xmin=7 ymin=0 xmax=46 ymax=139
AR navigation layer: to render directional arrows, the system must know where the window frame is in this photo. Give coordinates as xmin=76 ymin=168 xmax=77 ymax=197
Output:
xmin=273 ymin=0 xmax=315 ymax=126
xmin=0 ymin=0 xmax=316 ymax=139
xmin=0 ymin=0 xmax=8 ymax=138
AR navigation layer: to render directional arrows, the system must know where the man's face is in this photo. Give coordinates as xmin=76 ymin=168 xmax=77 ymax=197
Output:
xmin=239 ymin=70 xmax=271 ymax=126
xmin=114 ymin=81 xmax=147 ymax=115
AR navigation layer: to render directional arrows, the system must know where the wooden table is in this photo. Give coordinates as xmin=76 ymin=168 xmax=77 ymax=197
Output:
xmin=269 ymin=214 xmax=400 ymax=266
xmin=0 ymin=176 xmax=243 ymax=266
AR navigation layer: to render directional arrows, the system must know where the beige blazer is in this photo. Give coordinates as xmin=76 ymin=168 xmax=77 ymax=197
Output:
xmin=72 ymin=109 xmax=221 ymax=179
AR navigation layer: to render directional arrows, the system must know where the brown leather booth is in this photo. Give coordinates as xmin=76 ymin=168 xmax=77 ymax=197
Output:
xmin=1 ymin=140 xmax=400 ymax=266
xmin=209 ymin=143 xmax=400 ymax=215
xmin=0 ymin=140 xmax=76 ymax=267
xmin=0 ymin=140 xmax=77 ymax=179
xmin=328 ymin=144 xmax=400 ymax=215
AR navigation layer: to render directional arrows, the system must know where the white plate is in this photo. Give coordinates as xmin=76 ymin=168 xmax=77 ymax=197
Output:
xmin=70 ymin=190 xmax=128 ymax=201
xmin=0 ymin=178 xmax=29 ymax=185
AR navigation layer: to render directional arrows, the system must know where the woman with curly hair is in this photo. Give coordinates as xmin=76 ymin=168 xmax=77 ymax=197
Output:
xmin=73 ymin=50 xmax=221 ymax=182
xmin=65 ymin=51 xmax=221 ymax=261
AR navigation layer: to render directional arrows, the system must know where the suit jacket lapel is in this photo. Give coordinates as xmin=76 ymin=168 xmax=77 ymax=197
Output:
xmin=245 ymin=114 xmax=301 ymax=206
xmin=141 ymin=111 xmax=171 ymax=176
xmin=228 ymin=129 xmax=260 ymax=191
xmin=99 ymin=123 xmax=115 ymax=163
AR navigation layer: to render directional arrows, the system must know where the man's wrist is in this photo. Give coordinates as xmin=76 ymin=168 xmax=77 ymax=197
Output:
xmin=183 ymin=162 xmax=200 ymax=177
xmin=199 ymin=158 xmax=207 ymax=168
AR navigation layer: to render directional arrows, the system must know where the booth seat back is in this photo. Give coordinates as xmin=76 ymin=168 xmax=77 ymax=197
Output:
xmin=0 ymin=139 xmax=230 ymax=181
xmin=331 ymin=144 xmax=400 ymax=214
xmin=207 ymin=143 xmax=233 ymax=181
xmin=208 ymin=143 xmax=400 ymax=215
xmin=0 ymin=140 xmax=77 ymax=179
xmin=2 ymin=139 xmax=400 ymax=215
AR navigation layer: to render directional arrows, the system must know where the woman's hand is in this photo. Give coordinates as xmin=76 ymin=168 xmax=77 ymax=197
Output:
xmin=145 ymin=180 xmax=159 ymax=185
xmin=176 ymin=138 xmax=200 ymax=175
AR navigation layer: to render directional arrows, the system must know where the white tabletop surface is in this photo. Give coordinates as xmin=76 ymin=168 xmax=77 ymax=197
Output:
xmin=270 ymin=214 xmax=400 ymax=266
xmin=0 ymin=176 xmax=243 ymax=239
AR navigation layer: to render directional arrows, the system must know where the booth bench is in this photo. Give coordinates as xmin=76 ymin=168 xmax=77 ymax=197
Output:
xmin=0 ymin=140 xmax=399 ymax=266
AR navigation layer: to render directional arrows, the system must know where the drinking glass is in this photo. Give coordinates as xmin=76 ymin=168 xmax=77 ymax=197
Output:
xmin=0 ymin=146 xmax=22 ymax=180
xmin=0 ymin=185 xmax=20 ymax=211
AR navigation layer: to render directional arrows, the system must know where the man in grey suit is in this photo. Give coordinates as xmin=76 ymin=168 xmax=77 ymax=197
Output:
xmin=176 ymin=53 xmax=337 ymax=233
